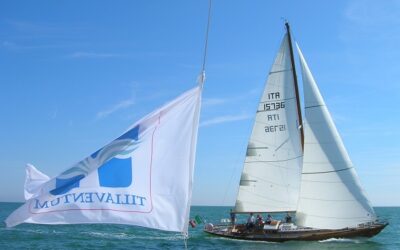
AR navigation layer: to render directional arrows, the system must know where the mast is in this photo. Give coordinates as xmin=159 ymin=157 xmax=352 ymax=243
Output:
xmin=285 ymin=22 xmax=304 ymax=151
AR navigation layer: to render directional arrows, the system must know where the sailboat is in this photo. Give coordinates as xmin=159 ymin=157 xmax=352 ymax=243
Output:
xmin=204 ymin=22 xmax=388 ymax=242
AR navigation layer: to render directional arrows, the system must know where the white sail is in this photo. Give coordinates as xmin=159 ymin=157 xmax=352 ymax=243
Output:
xmin=295 ymin=44 xmax=376 ymax=229
xmin=234 ymin=34 xmax=303 ymax=213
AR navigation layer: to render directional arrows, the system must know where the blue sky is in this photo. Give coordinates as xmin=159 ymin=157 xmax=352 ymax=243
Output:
xmin=0 ymin=0 xmax=399 ymax=206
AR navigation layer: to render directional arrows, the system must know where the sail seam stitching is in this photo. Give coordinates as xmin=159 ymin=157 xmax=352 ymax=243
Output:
xmin=260 ymin=97 xmax=296 ymax=103
xmin=299 ymin=213 xmax=372 ymax=220
xmin=241 ymin=176 xmax=300 ymax=189
xmin=269 ymin=69 xmax=291 ymax=75
xmin=302 ymin=167 xmax=353 ymax=175
xmin=239 ymin=189 xmax=297 ymax=206
xmin=300 ymin=196 xmax=357 ymax=202
xmin=246 ymin=155 xmax=302 ymax=163
xmin=305 ymin=104 xmax=325 ymax=109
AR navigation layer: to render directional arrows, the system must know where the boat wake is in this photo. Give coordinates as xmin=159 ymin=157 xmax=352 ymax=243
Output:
xmin=319 ymin=238 xmax=366 ymax=244
xmin=213 ymin=236 xmax=277 ymax=244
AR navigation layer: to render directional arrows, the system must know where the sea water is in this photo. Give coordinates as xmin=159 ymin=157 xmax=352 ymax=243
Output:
xmin=0 ymin=203 xmax=398 ymax=249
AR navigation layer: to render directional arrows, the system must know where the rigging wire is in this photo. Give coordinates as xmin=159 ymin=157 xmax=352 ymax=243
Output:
xmin=221 ymin=141 xmax=247 ymax=206
xmin=183 ymin=233 xmax=188 ymax=250
xmin=221 ymin=115 xmax=255 ymax=206
xmin=199 ymin=0 xmax=212 ymax=84
xmin=184 ymin=1 xmax=213 ymax=248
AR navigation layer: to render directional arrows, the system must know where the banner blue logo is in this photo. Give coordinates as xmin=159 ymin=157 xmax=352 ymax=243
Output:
xmin=97 ymin=157 xmax=132 ymax=187
xmin=50 ymin=125 xmax=140 ymax=195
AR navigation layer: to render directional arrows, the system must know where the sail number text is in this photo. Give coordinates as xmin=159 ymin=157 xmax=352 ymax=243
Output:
xmin=264 ymin=92 xmax=286 ymax=133
xmin=263 ymin=101 xmax=285 ymax=111
xmin=265 ymin=125 xmax=286 ymax=133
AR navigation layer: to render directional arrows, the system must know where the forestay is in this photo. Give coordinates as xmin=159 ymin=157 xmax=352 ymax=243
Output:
xmin=295 ymin=44 xmax=376 ymax=229
xmin=235 ymin=34 xmax=303 ymax=213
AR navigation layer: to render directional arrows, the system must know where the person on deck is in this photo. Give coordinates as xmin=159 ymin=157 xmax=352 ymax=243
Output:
xmin=266 ymin=214 xmax=272 ymax=225
xmin=285 ymin=212 xmax=292 ymax=223
xmin=246 ymin=213 xmax=255 ymax=230
xmin=230 ymin=209 xmax=236 ymax=226
xmin=256 ymin=214 xmax=264 ymax=228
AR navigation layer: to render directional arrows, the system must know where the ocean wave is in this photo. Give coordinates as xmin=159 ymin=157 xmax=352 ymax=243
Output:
xmin=84 ymin=231 xmax=184 ymax=241
xmin=3 ymin=227 xmax=66 ymax=235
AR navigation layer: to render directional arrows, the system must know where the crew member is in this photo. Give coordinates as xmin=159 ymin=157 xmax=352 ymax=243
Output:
xmin=285 ymin=212 xmax=292 ymax=223
xmin=246 ymin=212 xmax=255 ymax=230
xmin=266 ymin=214 xmax=272 ymax=225
xmin=256 ymin=214 xmax=264 ymax=228
xmin=230 ymin=209 xmax=236 ymax=226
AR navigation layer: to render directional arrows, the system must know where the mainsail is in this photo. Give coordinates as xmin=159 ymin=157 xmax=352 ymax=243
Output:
xmin=234 ymin=32 xmax=303 ymax=213
xmin=295 ymin=44 xmax=376 ymax=229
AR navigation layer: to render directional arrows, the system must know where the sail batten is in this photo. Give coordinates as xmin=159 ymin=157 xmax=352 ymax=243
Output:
xmin=295 ymin=43 xmax=376 ymax=229
xmin=234 ymin=32 xmax=303 ymax=213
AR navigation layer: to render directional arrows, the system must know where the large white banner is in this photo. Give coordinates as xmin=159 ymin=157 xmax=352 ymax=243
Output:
xmin=6 ymin=85 xmax=202 ymax=233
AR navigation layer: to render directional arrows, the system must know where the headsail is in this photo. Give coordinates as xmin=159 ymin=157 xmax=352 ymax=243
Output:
xmin=295 ymin=44 xmax=376 ymax=229
xmin=234 ymin=32 xmax=303 ymax=213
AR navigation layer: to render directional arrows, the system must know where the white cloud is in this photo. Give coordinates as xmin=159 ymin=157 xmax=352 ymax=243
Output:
xmin=200 ymin=114 xmax=252 ymax=127
xmin=1 ymin=40 xmax=67 ymax=50
xmin=341 ymin=0 xmax=400 ymax=42
xmin=2 ymin=41 xmax=15 ymax=47
xmin=202 ymin=98 xmax=228 ymax=106
xmin=51 ymin=108 xmax=58 ymax=120
xmin=202 ymin=87 xmax=260 ymax=107
xmin=5 ymin=19 xmax=90 ymax=39
xmin=69 ymin=52 xmax=122 ymax=59
xmin=344 ymin=0 xmax=400 ymax=26
xmin=97 ymin=99 xmax=134 ymax=119
xmin=7 ymin=20 xmax=60 ymax=33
